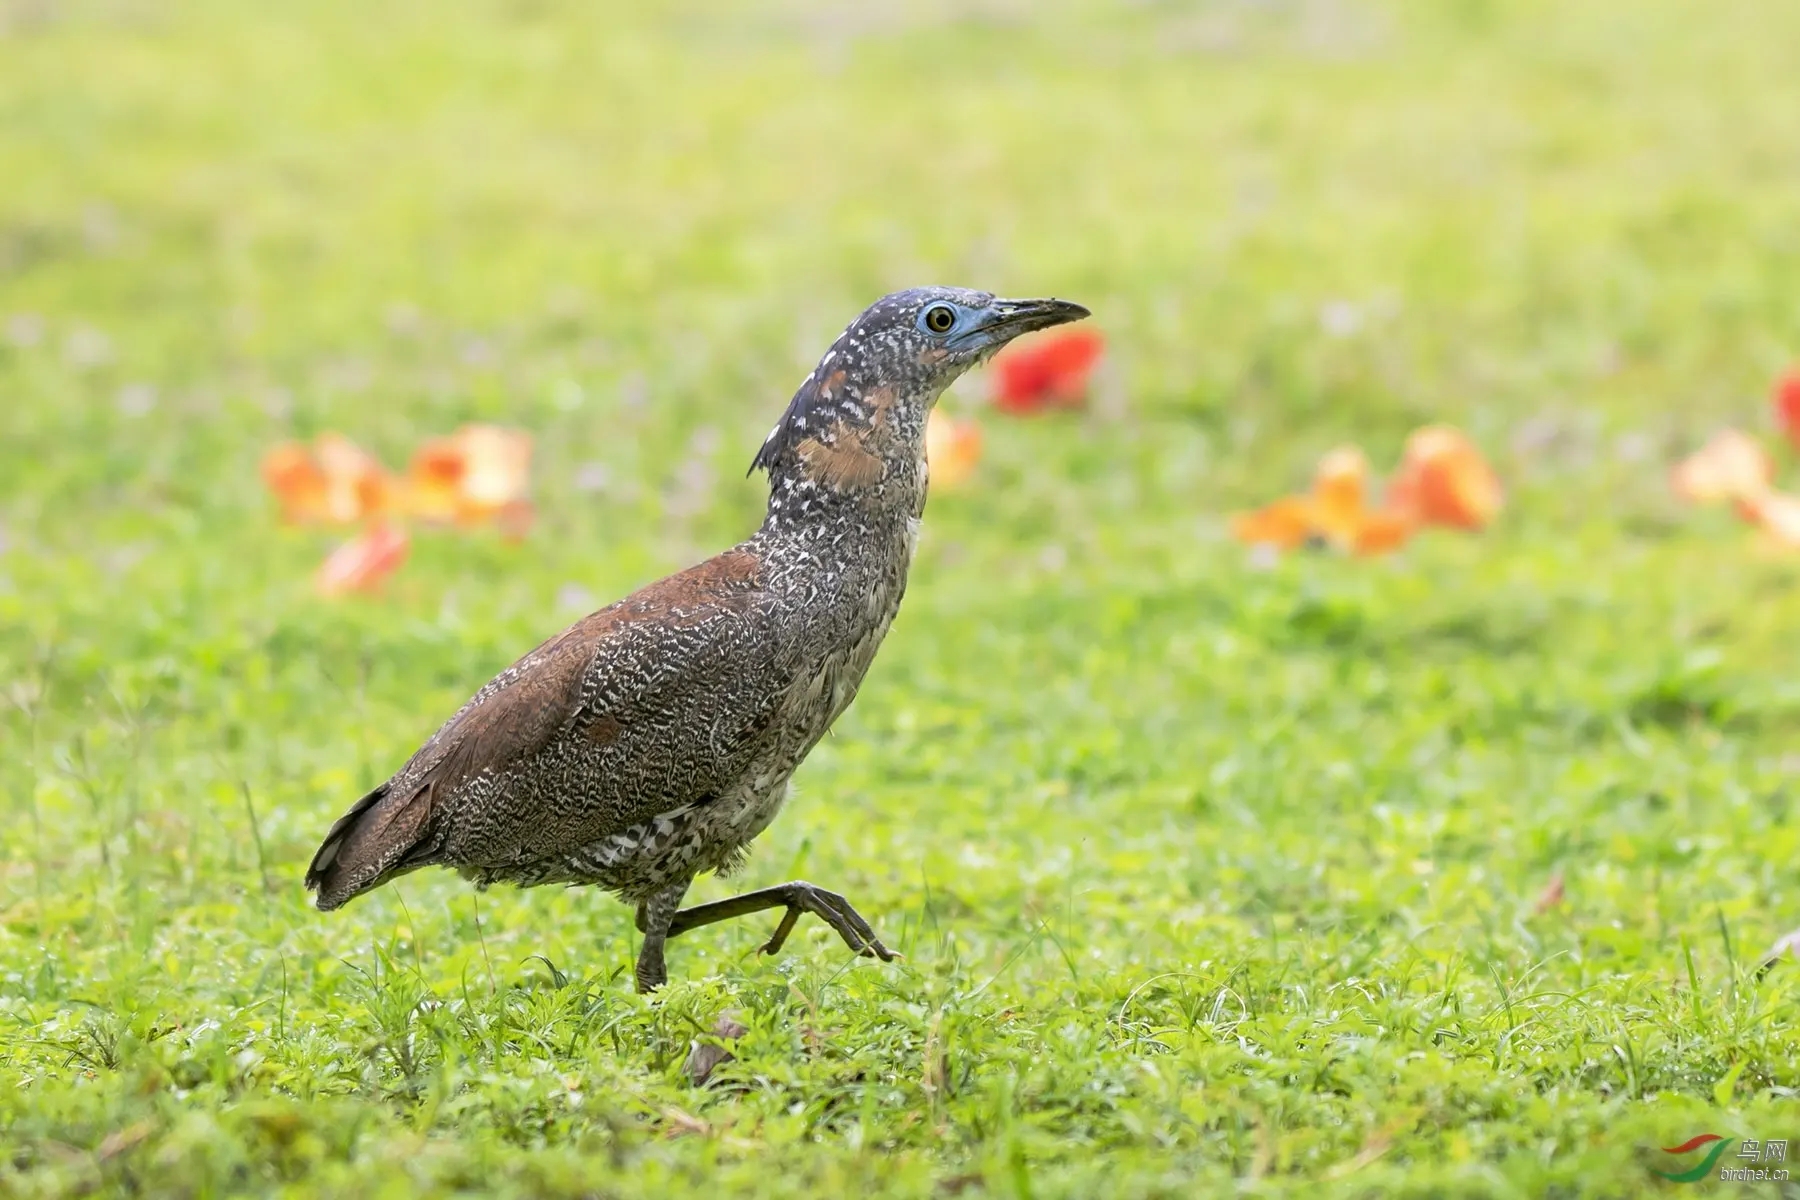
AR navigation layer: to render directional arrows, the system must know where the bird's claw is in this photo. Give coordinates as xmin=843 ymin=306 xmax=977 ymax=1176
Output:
xmin=855 ymin=941 xmax=900 ymax=962
xmin=759 ymin=887 xmax=898 ymax=965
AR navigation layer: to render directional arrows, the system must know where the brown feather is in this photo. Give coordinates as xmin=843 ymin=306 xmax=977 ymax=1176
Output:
xmin=309 ymin=782 xmax=433 ymax=909
xmin=405 ymin=549 xmax=764 ymax=815
xmin=796 ymin=431 xmax=885 ymax=490
xmin=306 ymin=547 xmax=767 ymax=909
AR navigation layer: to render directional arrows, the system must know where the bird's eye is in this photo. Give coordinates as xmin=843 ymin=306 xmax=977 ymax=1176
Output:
xmin=922 ymin=304 xmax=957 ymax=334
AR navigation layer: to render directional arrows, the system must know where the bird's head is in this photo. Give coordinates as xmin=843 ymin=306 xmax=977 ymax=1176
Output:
xmin=751 ymin=287 xmax=1090 ymax=504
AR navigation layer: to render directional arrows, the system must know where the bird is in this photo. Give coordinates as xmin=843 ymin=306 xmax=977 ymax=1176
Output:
xmin=304 ymin=286 xmax=1092 ymax=992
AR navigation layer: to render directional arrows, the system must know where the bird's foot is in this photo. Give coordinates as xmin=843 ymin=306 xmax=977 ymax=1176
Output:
xmin=656 ymin=879 xmax=899 ymax=977
xmin=757 ymin=881 xmax=900 ymax=964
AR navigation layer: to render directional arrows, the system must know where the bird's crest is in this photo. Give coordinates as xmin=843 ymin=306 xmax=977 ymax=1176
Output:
xmin=749 ymin=369 xmax=825 ymax=477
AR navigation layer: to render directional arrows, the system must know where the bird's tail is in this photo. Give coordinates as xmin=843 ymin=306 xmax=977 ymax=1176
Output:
xmin=305 ymin=780 xmax=434 ymax=910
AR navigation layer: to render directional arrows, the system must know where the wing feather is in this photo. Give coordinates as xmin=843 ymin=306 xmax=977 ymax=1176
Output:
xmin=306 ymin=546 xmax=785 ymax=908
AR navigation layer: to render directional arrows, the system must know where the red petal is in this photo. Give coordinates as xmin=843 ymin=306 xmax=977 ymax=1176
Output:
xmin=315 ymin=522 xmax=410 ymax=596
xmin=993 ymin=330 xmax=1105 ymax=414
xmin=1774 ymin=368 xmax=1800 ymax=453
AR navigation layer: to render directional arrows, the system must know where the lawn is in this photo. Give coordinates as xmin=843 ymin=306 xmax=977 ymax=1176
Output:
xmin=4 ymin=0 xmax=1800 ymax=1195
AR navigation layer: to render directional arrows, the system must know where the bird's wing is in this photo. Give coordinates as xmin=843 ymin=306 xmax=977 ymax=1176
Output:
xmin=307 ymin=546 xmax=789 ymax=908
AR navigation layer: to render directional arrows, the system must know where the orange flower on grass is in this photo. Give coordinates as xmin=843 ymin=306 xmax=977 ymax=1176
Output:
xmin=1386 ymin=426 xmax=1504 ymax=531
xmin=925 ymin=409 xmax=983 ymax=491
xmin=1230 ymin=494 xmax=1317 ymax=550
xmin=1308 ymin=445 xmax=1372 ymax=546
xmin=263 ymin=423 xmax=535 ymax=597
xmin=406 ymin=438 xmax=468 ymax=524
xmin=1670 ymin=429 xmax=1772 ymax=505
xmin=260 ymin=443 xmax=327 ymax=523
xmin=315 ymin=522 xmax=410 ymax=596
xmin=406 ymin=424 xmax=535 ymax=534
xmin=1666 ymin=425 xmax=1800 ymax=548
xmin=1736 ymin=490 xmax=1800 ymax=548
xmin=1231 ymin=444 xmax=1421 ymax=557
xmin=1231 ymin=426 xmax=1501 ymax=559
xmin=260 ymin=433 xmax=397 ymax=525
xmin=1350 ymin=510 xmax=1414 ymax=557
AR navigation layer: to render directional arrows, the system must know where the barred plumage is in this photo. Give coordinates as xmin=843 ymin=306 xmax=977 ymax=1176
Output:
xmin=305 ymin=287 xmax=1089 ymax=990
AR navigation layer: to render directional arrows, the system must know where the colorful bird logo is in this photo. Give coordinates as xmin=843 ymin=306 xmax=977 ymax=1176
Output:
xmin=1657 ymin=1134 xmax=1733 ymax=1182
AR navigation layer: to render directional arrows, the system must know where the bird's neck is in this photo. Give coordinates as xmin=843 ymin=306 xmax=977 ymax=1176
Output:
xmin=751 ymin=462 xmax=924 ymax=647
xmin=757 ymin=450 xmax=928 ymax=544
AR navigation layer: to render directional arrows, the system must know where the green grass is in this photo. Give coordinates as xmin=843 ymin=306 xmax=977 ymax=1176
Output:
xmin=5 ymin=0 xmax=1800 ymax=1195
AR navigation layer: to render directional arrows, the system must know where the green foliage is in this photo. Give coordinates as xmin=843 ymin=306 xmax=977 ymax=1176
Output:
xmin=4 ymin=0 xmax=1800 ymax=1195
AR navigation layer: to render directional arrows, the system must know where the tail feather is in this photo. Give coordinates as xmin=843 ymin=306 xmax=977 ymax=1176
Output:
xmin=305 ymin=781 xmax=435 ymax=910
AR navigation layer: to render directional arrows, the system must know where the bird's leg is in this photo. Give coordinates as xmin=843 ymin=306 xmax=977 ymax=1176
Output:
xmin=632 ymin=878 xmax=690 ymax=993
xmin=663 ymin=881 xmax=899 ymax=964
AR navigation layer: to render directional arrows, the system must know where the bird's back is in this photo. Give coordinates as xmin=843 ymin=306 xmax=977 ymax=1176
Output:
xmin=306 ymin=525 xmax=910 ymax=909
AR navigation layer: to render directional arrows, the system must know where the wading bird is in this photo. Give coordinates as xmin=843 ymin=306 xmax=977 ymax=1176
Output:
xmin=306 ymin=287 xmax=1091 ymax=991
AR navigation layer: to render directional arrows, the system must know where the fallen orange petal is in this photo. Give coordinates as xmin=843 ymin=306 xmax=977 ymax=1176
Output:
xmin=1350 ymin=509 xmax=1414 ymax=557
xmin=261 ymin=434 xmax=397 ymax=525
xmin=1388 ymin=425 xmax=1503 ymax=530
xmin=400 ymin=424 xmax=534 ymax=527
xmin=925 ymin=410 xmax=983 ymax=491
xmin=313 ymin=432 xmax=397 ymax=524
xmin=1671 ymin=428 xmax=1773 ymax=505
xmin=1231 ymin=495 xmax=1317 ymax=550
xmin=405 ymin=436 xmax=468 ymax=524
xmin=260 ymin=441 xmax=329 ymax=524
xmin=1737 ymin=489 xmax=1800 ymax=546
xmin=1310 ymin=445 xmax=1370 ymax=547
xmin=315 ymin=522 xmax=410 ymax=596
xmin=454 ymin=424 xmax=534 ymax=520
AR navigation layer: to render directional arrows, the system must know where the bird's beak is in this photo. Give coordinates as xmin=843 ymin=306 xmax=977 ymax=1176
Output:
xmin=951 ymin=297 xmax=1091 ymax=351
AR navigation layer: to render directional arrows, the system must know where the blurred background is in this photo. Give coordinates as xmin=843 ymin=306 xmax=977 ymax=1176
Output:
xmin=6 ymin=0 xmax=1797 ymax=585
xmin=5 ymin=1 xmax=1800 ymax=1189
